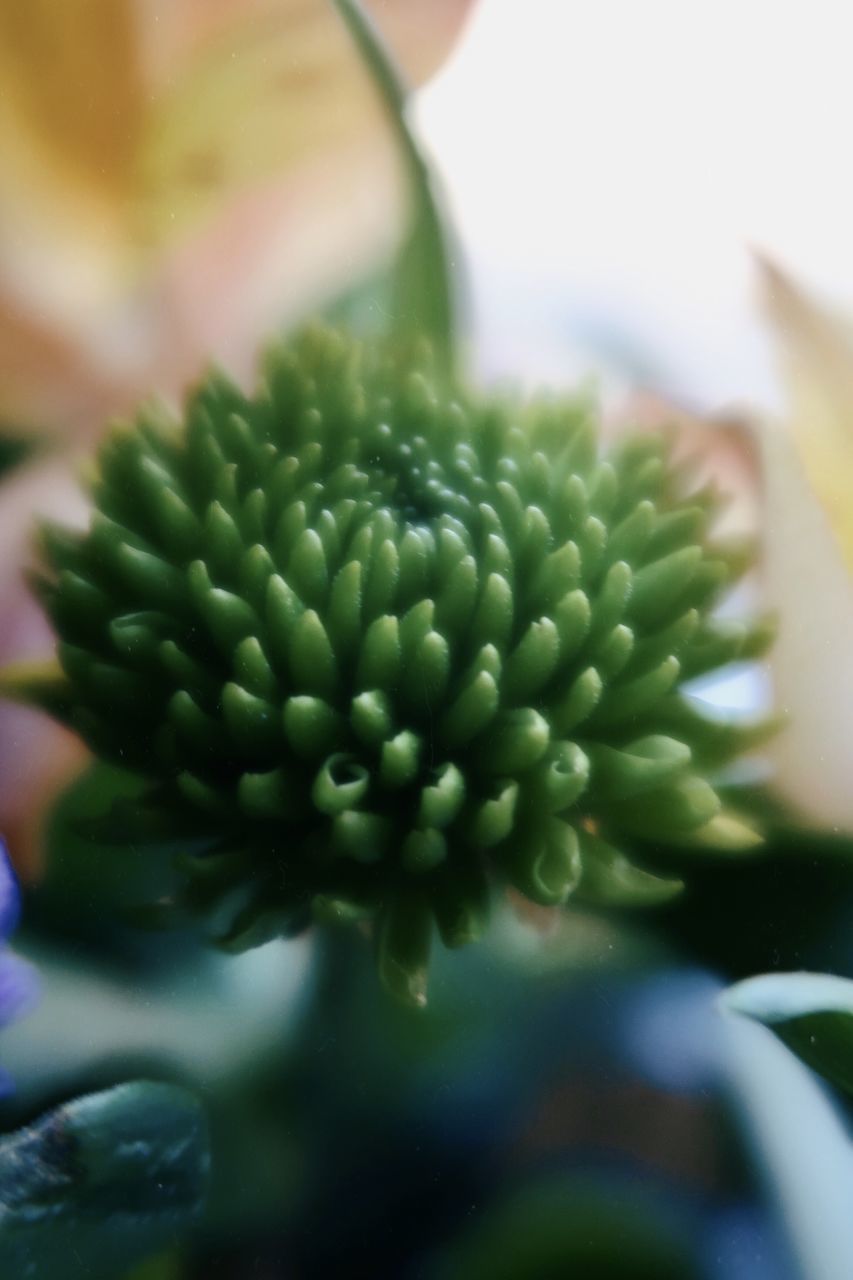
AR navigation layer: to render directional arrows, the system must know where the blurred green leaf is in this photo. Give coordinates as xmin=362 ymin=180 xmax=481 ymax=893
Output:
xmin=124 ymin=1257 xmax=184 ymax=1280
xmin=431 ymin=1177 xmax=700 ymax=1280
xmin=319 ymin=268 xmax=395 ymax=337
xmin=631 ymin=790 xmax=853 ymax=980
xmin=331 ymin=0 xmax=456 ymax=376
xmin=722 ymin=971 xmax=853 ymax=1095
xmin=3 ymin=927 xmax=313 ymax=1108
xmin=0 ymin=1082 xmax=208 ymax=1279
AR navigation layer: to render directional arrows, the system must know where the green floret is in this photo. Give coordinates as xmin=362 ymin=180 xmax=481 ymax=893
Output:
xmin=23 ymin=326 xmax=772 ymax=1004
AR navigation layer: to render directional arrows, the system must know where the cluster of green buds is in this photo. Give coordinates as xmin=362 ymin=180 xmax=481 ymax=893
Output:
xmin=21 ymin=327 xmax=769 ymax=1003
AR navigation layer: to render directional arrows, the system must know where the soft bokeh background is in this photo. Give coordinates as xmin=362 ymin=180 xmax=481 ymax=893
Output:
xmin=419 ymin=0 xmax=853 ymax=407
xmin=6 ymin=3 xmax=853 ymax=1278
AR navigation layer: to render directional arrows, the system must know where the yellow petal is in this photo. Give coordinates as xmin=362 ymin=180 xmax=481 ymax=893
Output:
xmin=757 ymin=253 xmax=853 ymax=573
xmin=136 ymin=0 xmax=473 ymax=247
xmin=0 ymin=0 xmax=474 ymax=428
xmin=0 ymin=0 xmax=474 ymax=258
xmin=137 ymin=4 xmax=380 ymax=246
xmin=0 ymin=1 xmax=143 ymax=252
xmin=759 ymin=418 xmax=853 ymax=830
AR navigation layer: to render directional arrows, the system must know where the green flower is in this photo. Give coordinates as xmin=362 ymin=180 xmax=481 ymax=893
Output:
xmin=20 ymin=327 xmax=770 ymax=1004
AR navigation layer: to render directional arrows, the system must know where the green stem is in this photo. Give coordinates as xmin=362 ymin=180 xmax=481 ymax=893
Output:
xmin=330 ymin=0 xmax=457 ymax=378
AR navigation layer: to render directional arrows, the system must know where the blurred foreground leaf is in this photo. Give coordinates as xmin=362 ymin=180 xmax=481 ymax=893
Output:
xmin=431 ymin=1176 xmax=700 ymax=1280
xmin=722 ymin=971 xmax=853 ymax=1096
xmin=636 ymin=793 xmax=853 ymax=980
xmin=0 ymin=1081 xmax=208 ymax=1279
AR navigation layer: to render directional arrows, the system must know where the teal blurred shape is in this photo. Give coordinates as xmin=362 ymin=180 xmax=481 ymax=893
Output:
xmin=723 ymin=970 xmax=853 ymax=1097
xmin=4 ymin=761 xmax=313 ymax=1105
xmin=1 ymin=927 xmax=312 ymax=1108
xmin=0 ymin=1081 xmax=208 ymax=1278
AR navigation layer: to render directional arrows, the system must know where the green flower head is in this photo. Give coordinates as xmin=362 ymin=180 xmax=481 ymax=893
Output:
xmin=24 ymin=327 xmax=770 ymax=1003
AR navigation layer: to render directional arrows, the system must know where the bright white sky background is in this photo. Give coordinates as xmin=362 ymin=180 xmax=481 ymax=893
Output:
xmin=419 ymin=0 xmax=853 ymax=413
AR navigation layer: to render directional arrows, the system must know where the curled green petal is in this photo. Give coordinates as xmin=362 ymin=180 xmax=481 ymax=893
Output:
xmin=577 ymin=832 xmax=684 ymax=907
xmin=313 ymin=754 xmax=370 ymax=815
xmin=530 ymin=741 xmax=590 ymax=813
xmin=588 ymin=735 xmax=691 ymax=801
xmin=509 ymin=819 xmax=581 ymax=907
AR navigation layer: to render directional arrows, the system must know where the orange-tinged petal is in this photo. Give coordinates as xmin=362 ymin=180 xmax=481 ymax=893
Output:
xmin=0 ymin=301 xmax=124 ymax=438
xmin=0 ymin=708 xmax=88 ymax=883
xmin=0 ymin=453 xmax=93 ymax=878
xmin=613 ymin=391 xmax=761 ymax=540
xmin=0 ymin=0 xmax=144 ymax=266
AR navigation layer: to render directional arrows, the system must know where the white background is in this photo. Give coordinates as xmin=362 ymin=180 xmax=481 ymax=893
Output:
xmin=420 ymin=0 xmax=853 ymax=410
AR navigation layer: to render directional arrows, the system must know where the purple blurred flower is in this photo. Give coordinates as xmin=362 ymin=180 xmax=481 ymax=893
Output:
xmin=0 ymin=839 xmax=38 ymax=1091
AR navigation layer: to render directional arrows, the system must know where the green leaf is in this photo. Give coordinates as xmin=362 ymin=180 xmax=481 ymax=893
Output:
xmin=722 ymin=971 xmax=853 ymax=1094
xmin=0 ymin=1082 xmax=208 ymax=1279
xmin=330 ymin=0 xmax=456 ymax=375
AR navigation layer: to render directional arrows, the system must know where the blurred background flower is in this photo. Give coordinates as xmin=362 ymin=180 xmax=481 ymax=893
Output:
xmin=753 ymin=258 xmax=853 ymax=833
xmin=0 ymin=0 xmax=472 ymax=434
xmin=0 ymin=840 xmax=38 ymax=1090
xmin=0 ymin=0 xmax=474 ymax=877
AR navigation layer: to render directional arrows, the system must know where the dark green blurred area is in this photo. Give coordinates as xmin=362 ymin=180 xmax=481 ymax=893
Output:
xmin=433 ymin=1179 xmax=700 ymax=1280
xmin=0 ymin=435 xmax=31 ymax=476
xmin=5 ymin=764 xmax=850 ymax=1277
